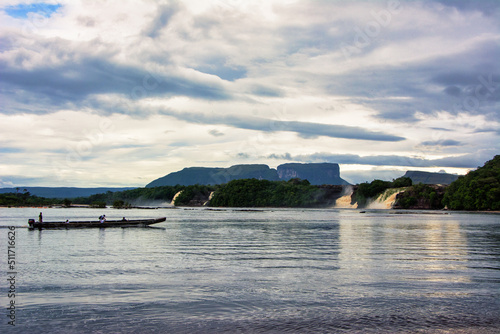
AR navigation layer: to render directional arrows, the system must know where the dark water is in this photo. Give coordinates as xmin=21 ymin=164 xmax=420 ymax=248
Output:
xmin=1 ymin=207 xmax=499 ymax=333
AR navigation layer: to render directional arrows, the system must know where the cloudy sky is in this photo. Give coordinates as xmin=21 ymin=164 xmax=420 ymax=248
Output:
xmin=0 ymin=0 xmax=499 ymax=187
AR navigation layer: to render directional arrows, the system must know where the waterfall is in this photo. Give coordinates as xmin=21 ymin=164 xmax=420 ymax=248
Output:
xmin=203 ymin=191 xmax=215 ymax=206
xmin=334 ymin=186 xmax=358 ymax=208
xmin=335 ymin=195 xmax=358 ymax=208
xmin=366 ymin=188 xmax=403 ymax=209
xmin=171 ymin=190 xmax=183 ymax=206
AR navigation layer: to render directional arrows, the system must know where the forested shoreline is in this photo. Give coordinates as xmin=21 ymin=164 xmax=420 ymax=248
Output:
xmin=2 ymin=156 xmax=498 ymax=211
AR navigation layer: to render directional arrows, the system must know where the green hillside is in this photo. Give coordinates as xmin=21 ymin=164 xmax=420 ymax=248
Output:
xmin=209 ymin=178 xmax=338 ymax=207
xmin=443 ymin=155 xmax=500 ymax=210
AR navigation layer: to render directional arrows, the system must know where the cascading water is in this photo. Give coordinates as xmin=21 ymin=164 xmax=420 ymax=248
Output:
xmin=366 ymin=188 xmax=403 ymax=209
xmin=334 ymin=186 xmax=358 ymax=208
xmin=171 ymin=190 xmax=183 ymax=206
xmin=203 ymin=191 xmax=215 ymax=206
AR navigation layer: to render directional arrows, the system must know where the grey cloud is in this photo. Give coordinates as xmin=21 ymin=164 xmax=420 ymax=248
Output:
xmin=237 ymin=153 xmax=250 ymax=159
xmin=143 ymin=3 xmax=180 ymax=38
xmin=157 ymin=109 xmax=405 ymax=142
xmin=433 ymin=72 xmax=483 ymax=86
xmin=331 ymin=65 xmax=499 ymax=122
xmin=250 ymin=84 xmax=284 ymax=98
xmin=267 ymin=151 xmax=493 ymax=169
xmin=315 ymin=23 xmax=500 ymax=121
xmin=0 ymin=147 xmax=24 ymax=154
xmin=420 ymin=139 xmax=462 ymax=147
xmin=0 ymin=35 xmax=14 ymax=52
xmin=430 ymin=127 xmax=453 ymax=132
xmin=280 ymin=22 xmax=339 ymax=55
xmin=443 ymin=86 xmax=461 ymax=97
xmin=0 ymin=41 xmax=232 ymax=114
xmin=208 ymin=129 xmax=224 ymax=137
xmin=0 ymin=175 xmax=51 ymax=187
xmin=342 ymin=169 xmax=408 ymax=184
xmin=77 ymin=16 xmax=96 ymax=27
xmin=434 ymin=0 xmax=500 ymax=15
xmin=474 ymin=127 xmax=500 ymax=135
xmin=268 ymin=152 xmax=293 ymax=160
xmin=195 ymin=60 xmax=247 ymax=81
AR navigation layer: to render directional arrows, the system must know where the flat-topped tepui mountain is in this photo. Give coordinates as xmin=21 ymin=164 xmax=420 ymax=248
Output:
xmin=145 ymin=165 xmax=279 ymax=187
xmin=402 ymin=171 xmax=459 ymax=185
xmin=277 ymin=163 xmax=349 ymax=185
xmin=146 ymin=163 xmax=350 ymax=187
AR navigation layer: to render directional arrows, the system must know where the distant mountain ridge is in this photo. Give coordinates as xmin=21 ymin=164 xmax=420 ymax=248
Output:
xmin=403 ymin=171 xmax=459 ymax=185
xmin=0 ymin=187 xmax=136 ymax=198
xmin=146 ymin=163 xmax=349 ymax=187
xmin=277 ymin=163 xmax=349 ymax=185
xmin=146 ymin=165 xmax=280 ymax=188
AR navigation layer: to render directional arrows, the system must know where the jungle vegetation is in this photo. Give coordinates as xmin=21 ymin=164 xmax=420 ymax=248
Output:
xmin=353 ymin=177 xmax=413 ymax=207
xmin=443 ymin=155 xmax=500 ymax=210
xmin=209 ymin=178 xmax=332 ymax=207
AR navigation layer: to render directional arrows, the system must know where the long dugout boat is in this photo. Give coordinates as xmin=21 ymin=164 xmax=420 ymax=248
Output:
xmin=28 ymin=217 xmax=166 ymax=229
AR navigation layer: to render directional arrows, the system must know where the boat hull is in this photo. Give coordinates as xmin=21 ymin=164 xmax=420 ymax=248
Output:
xmin=28 ymin=217 xmax=166 ymax=229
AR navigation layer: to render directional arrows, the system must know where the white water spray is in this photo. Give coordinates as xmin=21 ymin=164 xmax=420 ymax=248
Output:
xmin=366 ymin=188 xmax=404 ymax=209
xmin=171 ymin=190 xmax=183 ymax=206
xmin=334 ymin=186 xmax=358 ymax=208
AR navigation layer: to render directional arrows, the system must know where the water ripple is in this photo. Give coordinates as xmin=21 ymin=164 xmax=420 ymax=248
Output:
xmin=3 ymin=207 xmax=500 ymax=333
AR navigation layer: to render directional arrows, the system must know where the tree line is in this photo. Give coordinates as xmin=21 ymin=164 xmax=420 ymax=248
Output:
xmin=0 ymin=190 xmax=67 ymax=207
xmin=442 ymin=155 xmax=500 ymax=210
xmin=209 ymin=178 xmax=334 ymax=207
xmin=2 ymin=155 xmax=498 ymax=210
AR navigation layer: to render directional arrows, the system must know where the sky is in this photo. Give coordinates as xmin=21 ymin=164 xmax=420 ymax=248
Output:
xmin=0 ymin=0 xmax=499 ymax=187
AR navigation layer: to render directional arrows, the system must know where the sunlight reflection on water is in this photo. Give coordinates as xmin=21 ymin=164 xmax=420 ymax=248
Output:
xmin=1 ymin=207 xmax=499 ymax=333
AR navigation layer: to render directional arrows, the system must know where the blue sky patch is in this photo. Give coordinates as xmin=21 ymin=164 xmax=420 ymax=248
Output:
xmin=5 ymin=3 xmax=61 ymax=19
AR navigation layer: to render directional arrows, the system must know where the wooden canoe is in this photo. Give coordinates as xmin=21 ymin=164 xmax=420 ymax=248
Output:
xmin=28 ymin=217 xmax=166 ymax=229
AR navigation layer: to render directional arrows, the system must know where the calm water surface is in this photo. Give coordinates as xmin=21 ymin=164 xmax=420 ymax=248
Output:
xmin=1 ymin=207 xmax=499 ymax=333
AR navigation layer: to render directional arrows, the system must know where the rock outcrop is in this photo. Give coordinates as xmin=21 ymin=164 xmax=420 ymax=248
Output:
xmin=146 ymin=165 xmax=279 ymax=187
xmin=277 ymin=163 xmax=350 ymax=185
xmin=146 ymin=163 xmax=350 ymax=187
xmin=402 ymin=171 xmax=458 ymax=185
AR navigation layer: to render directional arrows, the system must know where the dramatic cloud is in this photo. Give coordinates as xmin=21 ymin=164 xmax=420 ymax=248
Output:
xmin=420 ymin=139 xmax=462 ymax=147
xmin=0 ymin=0 xmax=499 ymax=186
xmin=157 ymin=109 xmax=405 ymax=141
xmin=0 ymin=38 xmax=232 ymax=113
xmin=267 ymin=151 xmax=494 ymax=169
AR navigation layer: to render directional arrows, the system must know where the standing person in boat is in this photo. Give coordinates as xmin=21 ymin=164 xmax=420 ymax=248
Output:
xmin=39 ymin=212 xmax=43 ymax=223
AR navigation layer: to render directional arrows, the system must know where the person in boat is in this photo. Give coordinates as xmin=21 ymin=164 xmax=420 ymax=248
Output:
xmin=99 ymin=215 xmax=106 ymax=223
xmin=65 ymin=219 xmax=69 ymax=223
xmin=122 ymin=217 xmax=127 ymax=221
xmin=39 ymin=212 xmax=43 ymax=223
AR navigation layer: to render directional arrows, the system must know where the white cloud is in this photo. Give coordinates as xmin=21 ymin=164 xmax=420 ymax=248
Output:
xmin=0 ymin=0 xmax=499 ymax=186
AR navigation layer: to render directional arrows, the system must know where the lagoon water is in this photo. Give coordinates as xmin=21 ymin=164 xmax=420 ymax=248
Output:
xmin=1 ymin=207 xmax=499 ymax=333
